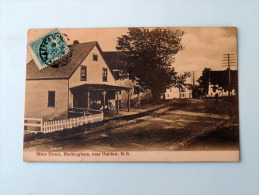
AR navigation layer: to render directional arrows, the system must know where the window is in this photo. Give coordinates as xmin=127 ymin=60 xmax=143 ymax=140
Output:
xmin=113 ymin=70 xmax=120 ymax=80
xmin=81 ymin=66 xmax=87 ymax=81
xmin=48 ymin=91 xmax=55 ymax=107
xmin=103 ymin=68 xmax=107 ymax=82
xmin=93 ymin=54 xmax=98 ymax=61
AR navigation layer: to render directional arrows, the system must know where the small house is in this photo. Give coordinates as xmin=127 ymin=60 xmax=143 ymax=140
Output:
xmin=164 ymin=85 xmax=192 ymax=99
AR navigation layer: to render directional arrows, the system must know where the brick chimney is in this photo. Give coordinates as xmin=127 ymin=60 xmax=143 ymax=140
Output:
xmin=73 ymin=40 xmax=79 ymax=44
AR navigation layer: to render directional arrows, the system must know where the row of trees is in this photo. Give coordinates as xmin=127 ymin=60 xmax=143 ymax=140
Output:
xmin=116 ymin=27 xmax=190 ymax=103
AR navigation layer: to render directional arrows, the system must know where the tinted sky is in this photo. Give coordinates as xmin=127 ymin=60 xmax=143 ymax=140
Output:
xmin=27 ymin=27 xmax=237 ymax=83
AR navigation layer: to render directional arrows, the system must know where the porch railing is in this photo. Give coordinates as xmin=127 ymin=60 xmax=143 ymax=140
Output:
xmin=68 ymin=107 xmax=101 ymax=116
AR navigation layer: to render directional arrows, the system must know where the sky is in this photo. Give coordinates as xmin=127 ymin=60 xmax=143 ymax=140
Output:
xmin=174 ymin=27 xmax=237 ymax=82
xmin=27 ymin=27 xmax=238 ymax=83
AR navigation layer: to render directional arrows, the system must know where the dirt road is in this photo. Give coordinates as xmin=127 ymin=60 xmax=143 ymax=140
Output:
xmin=24 ymin=98 xmax=239 ymax=152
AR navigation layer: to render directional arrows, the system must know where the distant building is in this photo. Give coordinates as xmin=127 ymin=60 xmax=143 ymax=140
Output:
xmin=207 ymin=69 xmax=238 ymax=97
xmin=163 ymin=84 xmax=192 ymax=100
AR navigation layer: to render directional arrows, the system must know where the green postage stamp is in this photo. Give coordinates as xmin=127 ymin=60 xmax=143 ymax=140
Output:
xmin=28 ymin=29 xmax=69 ymax=70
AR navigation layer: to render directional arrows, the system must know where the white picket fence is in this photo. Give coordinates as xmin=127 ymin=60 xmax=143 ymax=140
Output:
xmin=24 ymin=118 xmax=43 ymax=132
xmin=24 ymin=111 xmax=103 ymax=134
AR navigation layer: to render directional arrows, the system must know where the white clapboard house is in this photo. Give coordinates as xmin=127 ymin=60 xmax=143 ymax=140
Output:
xmin=163 ymin=84 xmax=193 ymax=100
xmin=25 ymin=41 xmax=129 ymax=133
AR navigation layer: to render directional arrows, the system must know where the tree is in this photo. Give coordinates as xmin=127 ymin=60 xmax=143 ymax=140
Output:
xmin=116 ymin=27 xmax=184 ymax=103
xmin=191 ymin=85 xmax=203 ymax=99
xmin=197 ymin=67 xmax=211 ymax=96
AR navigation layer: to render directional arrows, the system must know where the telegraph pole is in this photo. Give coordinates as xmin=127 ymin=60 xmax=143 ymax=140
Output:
xmin=192 ymin=71 xmax=195 ymax=87
xmin=222 ymin=54 xmax=235 ymax=96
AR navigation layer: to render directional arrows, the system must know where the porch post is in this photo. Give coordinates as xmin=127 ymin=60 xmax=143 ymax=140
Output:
xmin=102 ymin=90 xmax=107 ymax=112
xmin=87 ymin=90 xmax=90 ymax=110
xmin=115 ymin=91 xmax=120 ymax=114
xmin=127 ymin=90 xmax=131 ymax=112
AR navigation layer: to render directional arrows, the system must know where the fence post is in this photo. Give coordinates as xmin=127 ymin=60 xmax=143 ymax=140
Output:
xmin=55 ymin=121 xmax=57 ymax=131
xmin=40 ymin=118 xmax=43 ymax=132
xmin=51 ymin=121 xmax=54 ymax=132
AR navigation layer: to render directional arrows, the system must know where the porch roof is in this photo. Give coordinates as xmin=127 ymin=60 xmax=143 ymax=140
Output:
xmin=70 ymin=83 xmax=130 ymax=91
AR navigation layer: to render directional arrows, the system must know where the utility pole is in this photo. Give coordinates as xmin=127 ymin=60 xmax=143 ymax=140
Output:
xmin=222 ymin=54 xmax=235 ymax=96
xmin=191 ymin=71 xmax=197 ymax=99
xmin=192 ymin=71 xmax=195 ymax=87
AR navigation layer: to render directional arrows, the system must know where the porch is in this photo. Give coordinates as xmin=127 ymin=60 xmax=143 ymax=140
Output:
xmin=69 ymin=84 xmax=131 ymax=116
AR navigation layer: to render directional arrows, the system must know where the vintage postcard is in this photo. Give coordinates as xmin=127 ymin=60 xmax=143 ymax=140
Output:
xmin=23 ymin=27 xmax=239 ymax=162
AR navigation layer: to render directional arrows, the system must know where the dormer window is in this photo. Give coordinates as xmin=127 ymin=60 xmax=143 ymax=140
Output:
xmin=93 ymin=54 xmax=98 ymax=61
xmin=81 ymin=66 xmax=87 ymax=81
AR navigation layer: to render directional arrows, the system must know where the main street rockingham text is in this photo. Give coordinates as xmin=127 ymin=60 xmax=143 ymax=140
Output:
xmin=36 ymin=151 xmax=130 ymax=157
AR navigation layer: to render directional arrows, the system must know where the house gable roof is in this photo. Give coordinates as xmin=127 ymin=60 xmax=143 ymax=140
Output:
xmin=26 ymin=41 xmax=99 ymax=80
xmin=103 ymin=51 xmax=129 ymax=70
